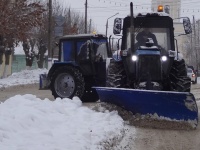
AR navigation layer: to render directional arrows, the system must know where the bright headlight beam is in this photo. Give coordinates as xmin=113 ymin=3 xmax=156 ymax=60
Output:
xmin=161 ymin=56 xmax=167 ymax=61
xmin=132 ymin=55 xmax=138 ymax=61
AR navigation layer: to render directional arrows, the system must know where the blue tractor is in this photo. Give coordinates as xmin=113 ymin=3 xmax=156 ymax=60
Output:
xmin=94 ymin=3 xmax=198 ymax=128
xmin=40 ymin=34 xmax=112 ymax=102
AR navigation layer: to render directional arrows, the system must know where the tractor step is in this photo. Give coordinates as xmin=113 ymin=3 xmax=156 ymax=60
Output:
xmin=39 ymin=74 xmax=49 ymax=90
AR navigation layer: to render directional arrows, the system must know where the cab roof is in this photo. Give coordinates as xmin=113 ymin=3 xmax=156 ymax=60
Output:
xmin=59 ymin=34 xmax=107 ymax=40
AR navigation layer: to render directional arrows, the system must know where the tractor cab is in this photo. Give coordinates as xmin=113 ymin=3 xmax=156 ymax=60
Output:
xmin=59 ymin=34 xmax=110 ymax=62
xmin=58 ymin=34 xmax=112 ymax=76
xmin=113 ymin=6 xmax=192 ymax=54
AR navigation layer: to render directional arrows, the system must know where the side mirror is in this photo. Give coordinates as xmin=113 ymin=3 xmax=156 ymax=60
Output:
xmin=113 ymin=18 xmax=122 ymax=35
xmin=183 ymin=17 xmax=192 ymax=34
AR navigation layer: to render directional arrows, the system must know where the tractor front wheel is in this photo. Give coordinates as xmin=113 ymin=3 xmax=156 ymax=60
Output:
xmin=106 ymin=59 xmax=127 ymax=88
xmin=169 ymin=59 xmax=191 ymax=92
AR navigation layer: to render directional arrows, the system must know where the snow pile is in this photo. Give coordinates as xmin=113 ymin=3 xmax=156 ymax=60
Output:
xmin=0 ymin=69 xmax=48 ymax=88
xmin=0 ymin=95 xmax=124 ymax=150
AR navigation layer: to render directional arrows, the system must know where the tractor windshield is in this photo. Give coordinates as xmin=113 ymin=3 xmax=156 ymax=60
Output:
xmin=126 ymin=28 xmax=171 ymax=51
xmin=76 ymin=38 xmax=108 ymax=61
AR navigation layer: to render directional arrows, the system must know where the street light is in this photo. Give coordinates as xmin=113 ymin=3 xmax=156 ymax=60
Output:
xmin=48 ymin=0 xmax=52 ymax=69
xmin=48 ymin=0 xmax=52 ymax=58
xmin=106 ymin=13 xmax=119 ymax=37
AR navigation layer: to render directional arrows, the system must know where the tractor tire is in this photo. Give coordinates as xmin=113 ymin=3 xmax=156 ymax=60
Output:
xmin=169 ymin=59 xmax=191 ymax=92
xmin=50 ymin=66 xmax=85 ymax=100
xmin=106 ymin=59 xmax=127 ymax=88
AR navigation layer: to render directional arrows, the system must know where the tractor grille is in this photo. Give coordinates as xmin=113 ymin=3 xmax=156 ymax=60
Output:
xmin=138 ymin=55 xmax=162 ymax=81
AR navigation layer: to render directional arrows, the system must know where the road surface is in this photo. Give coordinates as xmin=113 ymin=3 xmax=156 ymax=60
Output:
xmin=0 ymin=83 xmax=200 ymax=150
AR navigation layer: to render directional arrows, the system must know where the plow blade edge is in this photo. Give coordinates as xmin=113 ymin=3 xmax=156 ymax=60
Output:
xmin=94 ymin=87 xmax=198 ymax=125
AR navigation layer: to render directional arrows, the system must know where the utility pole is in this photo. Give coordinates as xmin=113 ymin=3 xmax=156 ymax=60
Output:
xmin=190 ymin=26 xmax=193 ymax=64
xmin=85 ymin=0 xmax=87 ymax=33
xmin=198 ymin=20 xmax=200 ymax=72
xmin=48 ymin=0 xmax=52 ymax=58
xmin=193 ymin=16 xmax=198 ymax=72
xmin=89 ymin=19 xmax=92 ymax=33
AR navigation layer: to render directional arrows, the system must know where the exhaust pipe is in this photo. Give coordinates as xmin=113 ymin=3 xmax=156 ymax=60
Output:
xmin=130 ymin=2 xmax=135 ymax=53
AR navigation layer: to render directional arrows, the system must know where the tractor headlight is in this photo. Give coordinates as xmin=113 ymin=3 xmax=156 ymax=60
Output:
xmin=161 ymin=56 xmax=167 ymax=61
xmin=132 ymin=55 xmax=138 ymax=61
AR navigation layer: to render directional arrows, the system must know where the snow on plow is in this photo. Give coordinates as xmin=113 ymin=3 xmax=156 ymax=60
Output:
xmin=94 ymin=87 xmax=198 ymax=129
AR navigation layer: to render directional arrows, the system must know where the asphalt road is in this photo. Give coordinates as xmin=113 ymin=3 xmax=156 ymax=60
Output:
xmin=0 ymin=82 xmax=200 ymax=102
xmin=0 ymin=83 xmax=54 ymax=102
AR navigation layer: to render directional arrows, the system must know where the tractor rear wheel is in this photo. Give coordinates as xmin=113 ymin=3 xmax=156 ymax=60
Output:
xmin=106 ymin=59 xmax=127 ymax=88
xmin=169 ymin=59 xmax=191 ymax=92
xmin=50 ymin=66 xmax=85 ymax=100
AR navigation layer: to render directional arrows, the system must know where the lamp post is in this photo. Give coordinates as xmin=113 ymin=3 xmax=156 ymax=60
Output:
xmin=85 ymin=0 xmax=88 ymax=33
xmin=48 ymin=0 xmax=52 ymax=69
xmin=48 ymin=0 xmax=52 ymax=58
xmin=106 ymin=13 xmax=119 ymax=37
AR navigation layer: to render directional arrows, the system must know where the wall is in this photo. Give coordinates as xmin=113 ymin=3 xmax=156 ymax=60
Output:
xmin=12 ymin=55 xmax=38 ymax=73
xmin=0 ymin=55 xmax=12 ymax=78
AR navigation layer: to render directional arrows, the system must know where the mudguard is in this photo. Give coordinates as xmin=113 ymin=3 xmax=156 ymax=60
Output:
xmin=94 ymin=87 xmax=198 ymax=127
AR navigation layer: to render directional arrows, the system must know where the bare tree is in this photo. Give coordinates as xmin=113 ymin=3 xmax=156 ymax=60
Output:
xmin=0 ymin=0 xmax=45 ymax=70
xmin=0 ymin=0 xmax=45 ymax=42
xmin=29 ymin=0 xmax=97 ymax=68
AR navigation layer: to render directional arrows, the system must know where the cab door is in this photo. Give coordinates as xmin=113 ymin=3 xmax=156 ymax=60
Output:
xmin=76 ymin=40 xmax=95 ymax=75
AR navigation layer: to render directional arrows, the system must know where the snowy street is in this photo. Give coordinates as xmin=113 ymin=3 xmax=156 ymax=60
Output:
xmin=0 ymin=0 xmax=199 ymax=149
xmin=0 ymin=69 xmax=200 ymax=149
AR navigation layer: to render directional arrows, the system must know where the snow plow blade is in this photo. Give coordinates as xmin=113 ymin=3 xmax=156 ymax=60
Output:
xmin=94 ymin=87 xmax=198 ymax=128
